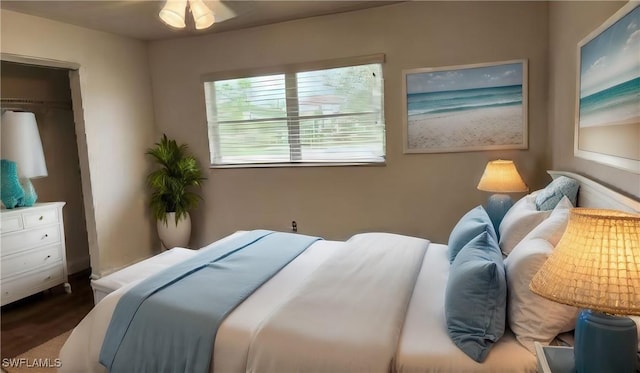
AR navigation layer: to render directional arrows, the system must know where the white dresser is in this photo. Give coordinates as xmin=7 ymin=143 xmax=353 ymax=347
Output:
xmin=1 ymin=202 xmax=70 ymax=306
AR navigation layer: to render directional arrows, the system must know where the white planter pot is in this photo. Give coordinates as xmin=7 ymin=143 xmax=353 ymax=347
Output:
xmin=157 ymin=212 xmax=191 ymax=250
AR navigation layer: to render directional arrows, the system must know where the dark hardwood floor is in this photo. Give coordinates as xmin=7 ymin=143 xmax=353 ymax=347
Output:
xmin=1 ymin=269 xmax=94 ymax=358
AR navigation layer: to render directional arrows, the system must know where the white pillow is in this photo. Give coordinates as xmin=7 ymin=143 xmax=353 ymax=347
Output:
xmin=521 ymin=196 xmax=573 ymax=246
xmin=504 ymin=238 xmax=578 ymax=353
xmin=504 ymin=198 xmax=578 ymax=353
xmin=499 ymin=192 xmax=551 ymax=255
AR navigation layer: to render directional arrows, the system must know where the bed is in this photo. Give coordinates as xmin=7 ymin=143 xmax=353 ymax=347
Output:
xmin=58 ymin=171 xmax=640 ymax=373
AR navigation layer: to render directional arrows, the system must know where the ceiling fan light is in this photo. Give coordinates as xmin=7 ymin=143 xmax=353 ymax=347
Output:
xmin=159 ymin=0 xmax=187 ymax=28
xmin=189 ymin=0 xmax=215 ymax=29
xmin=194 ymin=12 xmax=215 ymax=29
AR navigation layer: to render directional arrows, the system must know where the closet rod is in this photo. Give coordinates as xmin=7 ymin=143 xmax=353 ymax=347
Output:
xmin=1 ymin=98 xmax=72 ymax=109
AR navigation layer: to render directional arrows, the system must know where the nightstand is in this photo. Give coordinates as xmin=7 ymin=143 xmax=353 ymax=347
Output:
xmin=534 ymin=342 xmax=575 ymax=373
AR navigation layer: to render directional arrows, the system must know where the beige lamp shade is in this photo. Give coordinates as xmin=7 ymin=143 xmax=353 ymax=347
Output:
xmin=477 ymin=160 xmax=528 ymax=193
xmin=530 ymin=208 xmax=640 ymax=315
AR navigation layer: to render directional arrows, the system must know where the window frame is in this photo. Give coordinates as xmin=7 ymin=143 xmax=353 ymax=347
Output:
xmin=202 ymin=54 xmax=386 ymax=168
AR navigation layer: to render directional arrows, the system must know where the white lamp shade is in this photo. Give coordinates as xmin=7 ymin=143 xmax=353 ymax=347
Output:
xmin=160 ymin=0 xmax=187 ymax=28
xmin=1 ymin=111 xmax=48 ymax=179
xmin=189 ymin=0 xmax=215 ymax=29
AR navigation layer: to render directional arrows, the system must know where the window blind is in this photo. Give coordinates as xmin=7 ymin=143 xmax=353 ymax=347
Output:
xmin=204 ymin=60 xmax=385 ymax=166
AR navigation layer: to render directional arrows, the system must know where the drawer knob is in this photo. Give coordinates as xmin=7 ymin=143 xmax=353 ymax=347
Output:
xmin=45 ymin=276 xmax=51 ymax=280
xmin=42 ymin=234 xmax=49 ymax=239
xmin=39 ymin=216 xmax=44 ymax=220
xmin=46 ymin=255 xmax=51 ymax=259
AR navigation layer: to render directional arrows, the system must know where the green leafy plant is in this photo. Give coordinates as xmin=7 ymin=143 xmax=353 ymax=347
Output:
xmin=146 ymin=134 xmax=205 ymax=224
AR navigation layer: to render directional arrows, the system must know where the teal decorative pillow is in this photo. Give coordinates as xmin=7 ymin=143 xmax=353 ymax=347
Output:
xmin=535 ymin=176 xmax=579 ymax=211
xmin=447 ymin=206 xmax=497 ymax=263
xmin=445 ymin=231 xmax=506 ymax=362
xmin=1 ymin=159 xmax=25 ymax=209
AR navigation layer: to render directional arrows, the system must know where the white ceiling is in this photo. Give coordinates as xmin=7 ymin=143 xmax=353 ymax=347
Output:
xmin=0 ymin=1 xmax=399 ymax=41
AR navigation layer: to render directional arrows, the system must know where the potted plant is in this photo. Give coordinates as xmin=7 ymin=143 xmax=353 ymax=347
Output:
xmin=146 ymin=134 xmax=204 ymax=249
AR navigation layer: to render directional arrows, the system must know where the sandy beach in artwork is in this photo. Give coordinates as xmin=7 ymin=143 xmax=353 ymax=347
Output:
xmin=408 ymin=105 xmax=523 ymax=150
xmin=579 ymin=121 xmax=640 ymax=160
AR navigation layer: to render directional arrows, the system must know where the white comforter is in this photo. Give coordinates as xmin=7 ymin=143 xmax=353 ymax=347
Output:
xmin=247 ymin=233 xmax=427 ymax=373
xmin=60 ymin=232 xmax=536 ymax=373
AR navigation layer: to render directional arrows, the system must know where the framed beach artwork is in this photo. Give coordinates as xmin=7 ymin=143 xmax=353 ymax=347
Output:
xmin=402 ymin=59 xmax=528 ymax=154
xmin=574 ymin=2 xmax=640 ymax=174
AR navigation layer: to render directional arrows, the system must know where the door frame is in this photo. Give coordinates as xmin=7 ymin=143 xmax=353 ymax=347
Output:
xmin=1 ymin=52 xmax=100 ymax=277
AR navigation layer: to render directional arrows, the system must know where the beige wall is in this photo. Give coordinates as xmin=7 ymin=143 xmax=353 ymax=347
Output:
xmin=1 ymin=61 xmax=90 ymax=274
xmin=148 ymin=1 xmax=550 ymax=245
xmin=548 ymin=1 xmax=640 ymax=199
xmin=5 ymin=1 xmax=631 ymax=270
xmin=1 ymin=10 xmax=157 ymax=276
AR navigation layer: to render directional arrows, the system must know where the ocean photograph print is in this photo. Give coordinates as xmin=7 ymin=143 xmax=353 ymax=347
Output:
xmin=575 ymin=2 xmax=639 ymax=174
xmin=402 ymin=59 xmax=528 ymax=154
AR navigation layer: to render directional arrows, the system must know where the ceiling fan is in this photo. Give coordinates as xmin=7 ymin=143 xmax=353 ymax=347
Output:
xmin=159 ymin=0 xmax=236 ymax=30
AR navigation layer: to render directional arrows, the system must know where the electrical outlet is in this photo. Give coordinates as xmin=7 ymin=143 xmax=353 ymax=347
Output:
xmin=291 ymin=220 xmax=297 ymax=233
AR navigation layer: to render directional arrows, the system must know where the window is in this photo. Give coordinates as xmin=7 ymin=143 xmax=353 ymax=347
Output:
xmin=203 ymin=56 xmax=385 ymax=166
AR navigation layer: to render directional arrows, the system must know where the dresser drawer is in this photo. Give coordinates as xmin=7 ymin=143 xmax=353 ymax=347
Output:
xmin=1 ymin=245 xmax=63 ymax=278
xmin=1 ymin=226 xmax=61 ymax=256
xmin=22 ymin=208 xmax=58 ymax=229
xmin=1 ymin=265 xmax=65 ymax=306
xmin=0 ymin=202 xmax=67 ymax=306
xmin=1 ymin=214 xmax=23 ymax=234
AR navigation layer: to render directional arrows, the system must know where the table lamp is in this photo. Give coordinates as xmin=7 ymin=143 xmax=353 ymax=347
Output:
xmin=531 ymin=208 xmax=640 ymax=373
xmin=1 ymin=111 xmax=48 ymax=207
xmin=477 ymin=160 xmax=528 ymax=231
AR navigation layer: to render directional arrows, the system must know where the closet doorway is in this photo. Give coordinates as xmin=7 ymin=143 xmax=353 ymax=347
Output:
xmin=1 ymin=61 xmax=91 ymax=274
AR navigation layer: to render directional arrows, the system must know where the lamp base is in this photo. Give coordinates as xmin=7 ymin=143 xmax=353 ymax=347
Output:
xmin=19 ymin=178 xmax=38 ymax=207
xmin=486 ymin=194 xmax=513 ymax=234
xmin=574 ymin=309 xmax=638 ymax=373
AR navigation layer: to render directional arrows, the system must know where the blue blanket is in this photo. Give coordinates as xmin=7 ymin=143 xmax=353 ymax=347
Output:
xmin=99 ymin=230 xmax=321 ymax=373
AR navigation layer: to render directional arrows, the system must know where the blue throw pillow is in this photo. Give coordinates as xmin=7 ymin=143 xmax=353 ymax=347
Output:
xmin=535 ymin=176 xmax=579 ymax=211
xmin=445 ymin=231 xmax=506 ymax=362
xmin=447 ymin=206 xmax=497 ymax=263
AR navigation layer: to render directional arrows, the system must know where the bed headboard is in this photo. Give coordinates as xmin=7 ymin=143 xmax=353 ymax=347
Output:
xmin=547 ymin=171 xmax=640 ymax=214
